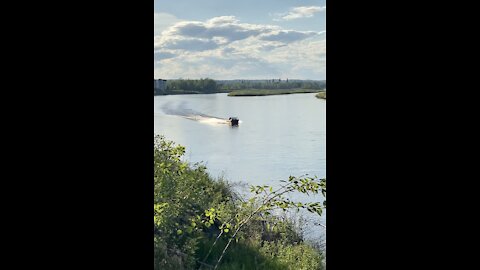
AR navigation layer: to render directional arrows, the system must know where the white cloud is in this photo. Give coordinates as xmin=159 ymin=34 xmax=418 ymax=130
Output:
xmin=163 ymin=16 xmax=280 ymax=44
xmin=162 ymin=37 xmax=220 ymax=51
xmin=154 ymin=16 xmax=326 ymax=79
xmin=260 ymin=30 xmax=319 ymax=43
xmin=155 ymin=16 xmax=317 ymax=53
xmin=154 ymin=12 xmax=181 ymax=36
xmin=275 ymin=6 xmax=326 ymax=21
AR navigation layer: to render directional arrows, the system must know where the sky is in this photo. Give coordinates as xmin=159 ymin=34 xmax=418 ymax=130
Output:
xmin=154 ymin=0 xmax=326 ymax=80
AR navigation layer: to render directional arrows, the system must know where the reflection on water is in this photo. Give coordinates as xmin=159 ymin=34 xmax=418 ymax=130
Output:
xmin=154 ymin=93 xmax=325 ymax=184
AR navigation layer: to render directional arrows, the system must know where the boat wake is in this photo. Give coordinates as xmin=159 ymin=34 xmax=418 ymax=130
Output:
xmin=183 ymin=115 xmax=230 ymax=125
xmin=161 ymin=102 xmax=231 ymax=126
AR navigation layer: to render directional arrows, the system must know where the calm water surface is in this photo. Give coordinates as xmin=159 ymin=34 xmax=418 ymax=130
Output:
xmin=154 ymin=93 xmax=325 ymax=183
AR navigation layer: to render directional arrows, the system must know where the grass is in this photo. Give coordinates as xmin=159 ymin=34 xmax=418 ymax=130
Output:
xmin=228 ymin=89 xmax=324 ymax=96
xmin=315 ymin=92 xmax=326 ymax=99
xmin=195 ymin=237 xmax=324 ymax=270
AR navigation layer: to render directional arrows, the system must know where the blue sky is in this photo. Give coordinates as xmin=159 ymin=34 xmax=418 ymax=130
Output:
xmin=154 ymin=0 xmax=326 ymax=80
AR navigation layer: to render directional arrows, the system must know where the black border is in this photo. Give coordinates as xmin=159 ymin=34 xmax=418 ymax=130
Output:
xmin=10 ymin=2 xmax=153 ymax=269
xmin=326 ymin=1 xmax=418 ymax=268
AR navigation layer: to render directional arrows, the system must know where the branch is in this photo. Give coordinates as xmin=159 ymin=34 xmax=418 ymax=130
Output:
xmin=200 ymin=217 xmax=234 ymax=268
xmin=213 ymin=184 xmax=296 ymax=269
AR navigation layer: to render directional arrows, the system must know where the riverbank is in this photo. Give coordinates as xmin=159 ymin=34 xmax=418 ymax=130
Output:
xmin=227 ymin=89 xmax=324 ymax=96
xmin=316 ymin=92 xmax=326 ymax=99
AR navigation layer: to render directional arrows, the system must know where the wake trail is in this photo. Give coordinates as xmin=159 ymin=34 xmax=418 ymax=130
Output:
xmin=161 ymin=101 xmax=232 ymax=125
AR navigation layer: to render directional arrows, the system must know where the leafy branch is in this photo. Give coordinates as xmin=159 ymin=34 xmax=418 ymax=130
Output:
xmin=203 ymin=176 xmax=326 ymax=270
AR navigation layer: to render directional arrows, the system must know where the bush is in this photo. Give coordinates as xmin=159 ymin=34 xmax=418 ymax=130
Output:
xmin=154 ymin=135 xmax=325 ymax=270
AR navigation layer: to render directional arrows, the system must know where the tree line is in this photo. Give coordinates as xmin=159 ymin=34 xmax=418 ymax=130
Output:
xmin=166 ymin=78 xmax=219 ymax=93
xmin=218 ymin=80 xmax=326 ymax=91
xmin=157 ymin=79 xmax=326 ymax=95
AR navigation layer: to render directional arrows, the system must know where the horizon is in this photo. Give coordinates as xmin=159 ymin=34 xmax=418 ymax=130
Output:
xmin=154 ymin=0 xmax=326 ymax=80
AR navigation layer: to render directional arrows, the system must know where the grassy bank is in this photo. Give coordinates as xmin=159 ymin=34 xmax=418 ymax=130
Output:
xmin=154 ymin=135 xmax=326 ymax=270
xmin=228 ymin=89 xmax=324 ymax=96
xmin=315 ymin=92 xmax=326 ymax=99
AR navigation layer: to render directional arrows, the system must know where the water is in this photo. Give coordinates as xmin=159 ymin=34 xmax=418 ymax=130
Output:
xmin=154 ymin=93 xmax=326 ymax=240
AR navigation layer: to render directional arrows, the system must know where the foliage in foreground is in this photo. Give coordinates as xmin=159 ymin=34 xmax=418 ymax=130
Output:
xmin=154 ymin=135 xmax=326 ymax=270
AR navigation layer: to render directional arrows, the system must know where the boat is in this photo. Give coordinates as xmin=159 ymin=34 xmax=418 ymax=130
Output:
xmin=228 ymin=117 xmax=239 ymax=126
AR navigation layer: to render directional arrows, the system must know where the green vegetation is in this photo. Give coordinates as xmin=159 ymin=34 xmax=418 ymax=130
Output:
xmin=315 ymin=92 xmax=326 ymax=99
xmin=164 ymin=78 xmax=226 ymax=94
xmin=228 ymin=89 xmax=322 ymax=96
xmin=219 ymin=80 xmax=326 ymax=91
xmin=154 ymin=135 xmax=326 ymax=270
xmin=155 ymin=79 xmax=326 ymax=95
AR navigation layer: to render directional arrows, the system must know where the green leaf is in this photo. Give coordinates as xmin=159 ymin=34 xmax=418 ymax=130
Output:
xmin=177 ymin=229 xmax=183 ymax=235
xmin=224 ymin=228 xmax=229 ymax=233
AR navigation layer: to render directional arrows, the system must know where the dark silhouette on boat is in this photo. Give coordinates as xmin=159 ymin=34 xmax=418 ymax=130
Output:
xmin=228 ymin=117 xmax=239 ymax=126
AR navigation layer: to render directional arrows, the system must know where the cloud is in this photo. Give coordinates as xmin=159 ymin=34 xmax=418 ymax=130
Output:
xmin=155 ymin=54 xmax=282 ymax=80
xmin=259 ymin=44 xmax=287 ymax=51
xmin=154 ymin=51 xmax=176 ymax=62
xmin=260 ymin=30 xmax=319 ymax=43
xmin=275 ymin=6 xmax=326 ymax=21
xmin=164 ymin=16 xmax=279 ymax=43
xmin=154 ymin=13 xmax=181 ymax=36
xmin=155 ymin=16 xmax=316 ymax=53
xmin=161 ymin=38 xmax=220 ymax=51
xmin=154 ymin=16 xmax=326 ymax=79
